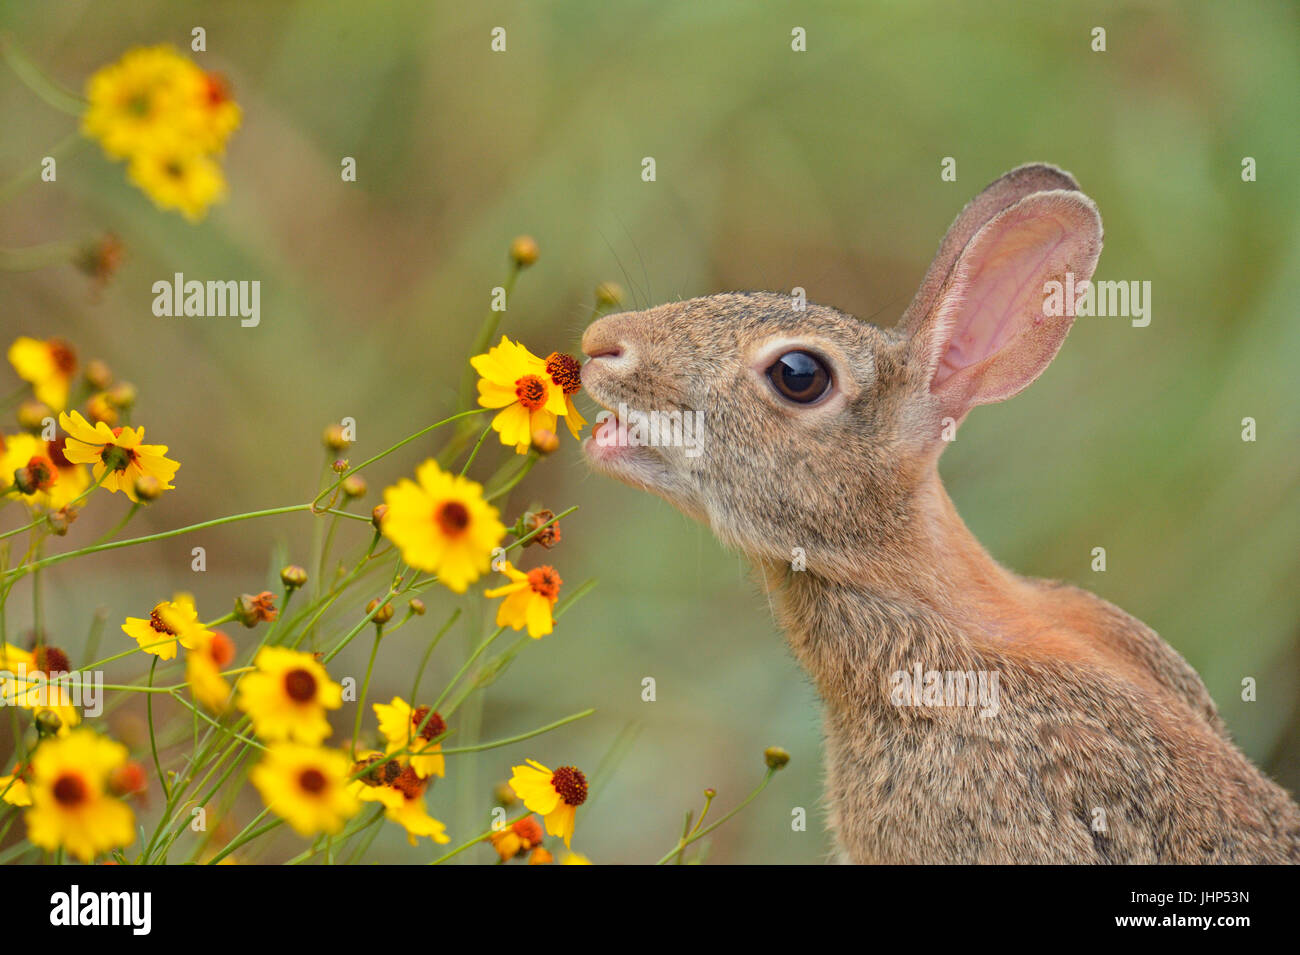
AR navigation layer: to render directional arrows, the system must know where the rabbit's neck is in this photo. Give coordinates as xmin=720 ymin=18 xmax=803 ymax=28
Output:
xmin=759 ymin=474 xmax=1042 ymax=708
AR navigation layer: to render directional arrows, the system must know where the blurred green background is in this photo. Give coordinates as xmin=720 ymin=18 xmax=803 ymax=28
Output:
xmin=1 ymin=0 xmax=1296 ymax=863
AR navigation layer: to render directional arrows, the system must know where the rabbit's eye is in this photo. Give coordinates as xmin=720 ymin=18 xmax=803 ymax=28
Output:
xmin=767 ymin=350 xmax=831 ymax=404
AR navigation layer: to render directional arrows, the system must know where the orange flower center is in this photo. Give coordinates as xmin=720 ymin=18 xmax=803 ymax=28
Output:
xmin=545 ymin=353 xmax=582 ymax=395
xmin=550 ymin=766 xmax=587 ymax=806
xmin=53 ymin=772 xmax=88 ymax=807
xmin=32 ymin=646 xmax=71 ymax=676
xmin=410 ymin=706 xmax=446 ymax=742
xmin=45 ymin=439 xmax=72 ymax=470
xmin=512 ymin=815 xmax=544 ymax=845
xmin=48 ymin=339 xmax=77 ymax=376
xmin=514 ymin=374 xmax=548 ymax=411
xmin=434 ymin=501 xmax=471 ymax=537
xmin=209 ymin=631 xmax=236 ymax=668
xmin=526 ymin=566 xmax=562 ymax=601
xmin=203 ymin=72 xmax=231 ymax=107
xmin=283 ymin=668 xmax=317 ymax=703
xmin=391 ymin=765 xmax=425 ymax=801
xmin=148 ymin=609 xmax=178 ymax=636
xmin=24 ymin=456 xmax=56 ymax=491
xmin=298 ymin=768 xmax=327 ymax=794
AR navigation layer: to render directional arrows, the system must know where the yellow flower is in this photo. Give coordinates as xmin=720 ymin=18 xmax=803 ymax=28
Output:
xmin=544 ymin=352 xmax=587 ymax=439
xmin=471 ymin=337 xmax=568 ymax=454
xmin=485 ymin=561 xmax=562 ymax=638
xmin=508 ymin=759 xmax=588 ymax=848
xmin=186 ymin=630 xmax=236 ymax=713
xmin=7 ymin=337 xmax=76 ymax=411
xmin=237 ymin=647 xmax=343 ymax=744
xmin=82 ymin=45 xmax=204 ymax=160
xmin=59 ymin=410 xmax=179 ymax=502
xmin=381 ymin=460 xmax=505 ymax=593
xmin=127 ymin=142 xmax=227 ymax=222
xmin=250 ymin=743 xmax=359 ymax=837
xmin=24 ymin=729 xmax=135 ymax=862
xmin=0 ymin=643 xmax=80 ymax=731
xmin=561 ymin=851 xmax=593 ymax=864
xmin=121 ymin=594 xmax=210 ymax=661
xmin=374 ymin=697 xmax=445 ymax=779
xmin=348 ymin=761 xmax=449 ymax=847
xmin=37 ymin=437 xmax=91 ymax=511
xmin=1 ymin=764 xmax=32 ymax=807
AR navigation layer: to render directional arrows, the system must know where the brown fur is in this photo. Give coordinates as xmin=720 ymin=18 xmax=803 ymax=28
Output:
xmin=580 ymin=164 xmax=1300 ymax=863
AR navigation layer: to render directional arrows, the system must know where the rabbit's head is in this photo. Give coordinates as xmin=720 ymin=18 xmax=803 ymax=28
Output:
xmin=581 ymin=164 xmax=1103 ymax=580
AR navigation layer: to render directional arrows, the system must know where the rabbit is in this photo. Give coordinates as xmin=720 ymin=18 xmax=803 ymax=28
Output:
xmin=579 ymin=163 xmax=1300 ymax=864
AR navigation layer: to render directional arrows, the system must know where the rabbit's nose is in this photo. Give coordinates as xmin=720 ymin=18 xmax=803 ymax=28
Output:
xmin=581 ymin=316 xmax=636 ymax=367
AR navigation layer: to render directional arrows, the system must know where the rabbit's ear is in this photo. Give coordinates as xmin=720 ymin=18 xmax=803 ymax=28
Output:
xmin=905 ymin=189 xmax=1102 ymax=422
xmin=899 ymin=163 xmax=1083 ymax=333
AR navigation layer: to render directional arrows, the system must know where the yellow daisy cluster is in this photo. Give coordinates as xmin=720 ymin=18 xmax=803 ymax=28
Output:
xmin=472 ymin=337 xmax=586 ymax=454
xmin=3 ymin=336 xmax=179 ymax=514
xmin=82 ymin=45 xmax=240 ymax=221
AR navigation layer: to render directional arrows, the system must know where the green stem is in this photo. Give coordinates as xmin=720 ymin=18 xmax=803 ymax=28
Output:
xmin=655 ymin=769 xmax=777 ymax=864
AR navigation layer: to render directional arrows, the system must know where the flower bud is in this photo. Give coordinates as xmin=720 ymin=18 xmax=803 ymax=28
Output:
xmin=764 ymin=746 xmax=791 ymax=770
xmin=84 ymin=359 xmax=113 ymax=391
xmin=342 ymin=475 xmax=367 ymax=498
xmin=371 ymin=504 xmax=388 ymax=529
xmin=86 ymin=392 xmax=118 ymax=426
xmin=366 ymin=598 xmax=394 ymax=625
xmin=331 ymin=458 xmax=349 ymax=474
xmin=323 ymin=423 xmax=351 ymax=452
xmin=280 ymin=565 xmax=309 ymax=590
xmin=108 ymin=761 xmax=147 ymax=798
xmin=34 ymin=709 xmax=63 ymax=737
xmin=494 ymin=782 xmax=518 ymax=807
xmin=235 ymin=592 xmax=279 ymax=627
xmin=14 ymin=457 xmax=55 ymax=495
xmin=16 ymin=400 xmax=51 ymax=432
xmin=509 ymin=235 xmax=539 ymax=268
xmin=105 ymin=381 xmax=136 ymax=409
xmin=408 ymin=598 xmax=426 ymax=616
xmin=134 ymin=474 xmax=164 ymax=501
xmin=595 ymin=281 xmax=624 ymax=307
xmin=531 ymin=429 xmax=560 ymax=455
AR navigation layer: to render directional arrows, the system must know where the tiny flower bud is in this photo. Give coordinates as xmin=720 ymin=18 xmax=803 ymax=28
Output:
xmin=34 ymin=709 xmax=63 ymax=736
xmin=366 ymin=598 xmax=394 ymax=625
xmin=509 ymin=235 xmax=540 ymax=267
xmin=280 ymin=565 xmax=308 ymax=590
xmin=86 ymin=392 xmax=118 ymax=426
xmin=408 ymin=598 xmax=426 ymax=616
xmin=704 ymin=788 xmax=717 ymax=798
xmin=14 ymin=458 xmax=55 ymax=495
xmin=522 ymin=509 xmax=561 ymax=549
xmin=134 ymin=474 xmax=163 ymax=501
xmin=595 ymin=281 xmax=624 ymax=307
xmin=371 ymin=504 xmax=388 ymax=529
xmin=108 ymin=761 xmax=147 ymax=798
xmin=84 ymin=359 xmax=113 ymax=391
xmin=764 ymin=746 xmax=791 ymax=770
xmin=494 ymin=782 xmax=518 ymax=807
xmin=77 ymin=233 xmax=125 ymax=285
xmin=323 ymin=423 xmax=351 ymax=452
xmin=16 ymin=399 xmax=51 ymax=431
xmin=46 ymin=508 xmax=75 ymax=536
xmin=531 ymin=428 xmax=560 ymax=455
xmin=235 ymin=592 xmax=279 ymax=628
xmin=331 ymin=458 xmax=349 ymax=474
xmin=209 ymin=631 xmax=236 ymax=668
xmin=342 ymin=475 xmax=367 ymax=498
xmin=105 ymin=381 xmax=136 ymax=409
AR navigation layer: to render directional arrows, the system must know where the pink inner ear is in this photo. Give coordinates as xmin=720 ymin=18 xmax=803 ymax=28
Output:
xmin=932 ymin=221 xmax=1069 ymax=389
